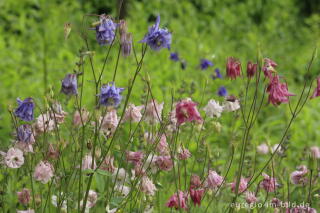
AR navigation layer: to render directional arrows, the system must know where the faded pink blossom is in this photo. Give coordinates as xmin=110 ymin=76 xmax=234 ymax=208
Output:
xmin=166 ymin=191 xmax=188 ymax=210
xmin=290 ymin=165 xmax=308 ymax=185
xmin=263 ymin=58 xmax=277 ymax=78
xmin=2 ymin=148 xmax=24 ymax=168
xmin=100 ymin=109 xmax=119 ymax=135
xmin=47 ymin=144 xmax=59 ymax=159
xmin=101 ymin=155 xmax=115 ymax=173
xmin=231 ymin=177 xmax=248 ymax=193
xmin=157 ymin=134 xmax=169 ymax=155
xmin=223 ymin=96 xmax=240 ymax=112
xmin=310 ymin=146 xmax=320 ymax=159
xmin=175 ymin=98 xmax=202 ymax=125
xmin=141 ymin=176 xmax=157 ymax=196
xmin=245 ymin=191 xmax=257 ymax=204
xmin=81 ymin=154 xmax=97 ymax=170
xmin=155 ymin=155 xmax=173 ymax=171
xmin=267 ymin=75 xmax=294 ymax=106
xmin=178 ymin=147 xmax=191 ymax=160
xmin=226 ymin=57 xmax=241 ymax=80
xmin=35 ymin=113 xmax=56 ymax=133
xmin=144 ymin=99 xmax=164 ymax=123
xmin=73 ymin=109 xmax=90 ymax=126
xmin=260 ymin=173 xmax=279 ymax=192
xmin=87 ymin=190 xmax=98 ymax=208
xmin=205 ymin=170 xmax=223 ymax=189
xmin=34 ymin=161 xmax=54 ymax=184
xmin=126 ymin=151 xmax=144 ymax=165
xmin=51 ymin=102 xmax=68 ymax=124
xmin=257 ymin=143 xmax=269 ymax=154
xmin=134 ymin=163 xmax=145 ymax=176
xmin=190 ymin=188 xmax=204 ymax=206
xmin=123 ymin=104 xmax=144 ymax=122
xmin=190 ymin=174 xmax=202 ymax=189
xmin=310 ymin=77 xmax=320 ymax=99
xmin=247 ymin=61 xmax=257 ymax=78
xmin=17 ymin=188 xmax=31 ymax=205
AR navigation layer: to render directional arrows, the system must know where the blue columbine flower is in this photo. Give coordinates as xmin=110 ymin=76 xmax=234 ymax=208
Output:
xmin=170 ymin=52 xmax=179 ymax=61
xmin=96 ymin=15 xmax=117 ymax=45
xmin=17 ymin=124 xmax=34 ymax=143
xmin=99 ymin=83 xmax=124 ymax=107
xmin=140 ymin=15 xmax=172 ymax=51
xmin=200 ymin=59 xmax=213 ymax=70
xmin=211 ymin=68 xmax=223 ymax=79
xmin=61 ymin=74 xmax=78 ymax=95
xmin=15 ymin=97 xmax=34 ymax=121
xmin=217 ymin=86 xmax=228 ymax=97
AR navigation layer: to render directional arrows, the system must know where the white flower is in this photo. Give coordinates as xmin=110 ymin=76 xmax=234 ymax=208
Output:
xmin=51 ymin=194 xmax=67 ymax=210
xmin=203 ymin=99 xmax=223 ymax=118
xmin=223 ymin=99 xmax=240 ymax=112
xmin=141 ymin=176 xmax=157 ymax=196
xmin=271 ymin=144 xmax=283 ymax=154
xmin=114 ymin=184 xmax=130 ymax=196
xmin=3 ymin=148 xmax=24 ymax=168
xmin=112 ymin=168 xmax=128 ymax=183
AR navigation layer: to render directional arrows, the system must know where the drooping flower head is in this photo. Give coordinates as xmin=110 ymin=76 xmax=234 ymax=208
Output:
xmin=178 ymin=147 xmax=191 ymax=160
xmin=140 ymin=176 xmax=157 ymax=196
xmin=175 ymin=98 xmax=202 ymax=125
xmin=211 ymin=68 xmax=222 ymax=79
xmin=260 ymin=173 xmax=279 ymax=192
xmin=17 ymin=188 xmax=31 ymax=205
xmin=200 ymin=59 xmax=213 ymax=70
xmin=310 ymin=77 xmax=320 ymax=99
xmin=223 ymin=95 xmax=241 ymax=112
xmin=144 ymin=99 xmax=164 ymax=123
xmin=226 ymin=57 xmax=241 ymax=80
xmin=190 ymin=174 xmax=202 ymax=189
xmin=263 ymin=58 xmax=277 ymax=78
xmin=15 ymin=98 xmax=35 ymax=121
xmin=61 ymin=74 xmax=78 ymax=95
xmin=217 ymin=86 xmax=228 ymax=97
xmin=100 ymin=109 xmax=119 ymax=135
xmin=290 ymin=165 xmax=308 ymax=185
xmin=140 ymin=15 xmax=172 ymax=51
xmin=120 ymin=33 xmax=132 ymax=57
xmin=95 ymin=14 xmax=117 ymax=45
xmin=204 ymin=170 xmax=223 ymax=189
xmin=266 ymin=75 xmax=294 ymax=106
xmin=34 ymin=161 xmax=54 ymax=184
xmin=203 ymin=99 xmax=223 ymax=118
xmin=190 ymin=188 xmax=204 ymax=206
xmin=99 ymin=83 xmax=124 ymax=107
xmin=170 ymin=52 xmax=179 ymax=61
xmin=126 ymin=151 xmax=144 ymax=165
xmin=16 ymin=124 xmax=35 ymax=144
xmin=245 ymin=191 xmax=258 ymax=204
xmin=247 ymin=61 xmax=258 ymax=78
xmin=155 ymin=155 xmax=173 ymax=171
xmin=310 ymin=146 xmax=320 ymax=159
xmin=81 ymin=154 xmax=97 ymax=170
xmin=231 ymin=177 xmax=248 ymax=193
xmin=123 ymin=104 xmax=144 ymax=123
xmin=166 ymin=191 xmax=188 ymax=210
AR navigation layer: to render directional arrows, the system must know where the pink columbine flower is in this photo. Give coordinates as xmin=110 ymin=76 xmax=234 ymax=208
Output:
xmin=166 ymin=191 xmax=188 ymax=210
xmin=17 ymin=188 xmax=31 ymax=205
xmin=245 ymin=191 xmax=258 ymax=204
xmin=155 ymin=155 xmax=173 ymax=171
xmin=100 ymin=109 xmax=119 ymax=136
xmin=266 ymin=75 xmax=294 ymax=106
xmin=226 ymin=57 xmax=241 ymax=80
xmin=263 ymin=58 xmax=277 ymax=78
xmin=190 ymin=174 xmax=202 ymax=189
xmin=81 ymin=154 xmax=97 ymax=170
xmin=126 ymin=151 xmax=144 ymax=165
xmin=157 ymin=134 xmax=169 ymax=155
xmin=87 ymin=190 xmax=98 ymax=208
xmin=310 ymin=146 xmax=320 ymax=159
xmin=290 ymin=165 xmax=308 ymax=185
xmin=257 ymin=143 xmax=269 ymax=154
xmin=231 ymin=177 xmax=248 ymax=193
xmin=178 ymin=147 xmax=191 ymax=160
xmin=123 ymin=104 xmax=144 ymax=122
xmin=101 ymin=155 xmax=115 ymax=173
xmin=2 ymin=147 xmax=24 ymax=168
xmin=175 ymin=98 xmax=202 ymax=125
xmin=34 ymin=112 xmax=57 ymax=134
xmin=73 ymin=109 xmax=90 ymax=126
xmin=140 ymin=176 xmax=157 ymax=196
xmin=247 ymin=61 xmax=258 ymax=78
xmin=144 ymin=99 xmax=164 ymax=123
xmin=311 ymin=77 xmax=320 ymax=99
xmin=260 ymin=173 xmax=279 ymax=192
xmin=34 ymin=161 xmax=54 ymax=184
xmin=190 ymin=188 xmax=204 ymax=206
xmin=47 ymin=144 xmax=59 ymax=159
xmin=205 ymin=170 xmax=223 ymax=189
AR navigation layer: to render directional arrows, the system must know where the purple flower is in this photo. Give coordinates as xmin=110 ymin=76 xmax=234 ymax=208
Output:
xmin=61 ymin=74 xmax=78 ymax=95
xmin=99 ymin=83 xmax=124 ymax=107
xmin=140 ymin=15 xmax=171 ymax=51
xmin=217 ymin=86 xmax=227 ymax=97
xmin=200 ymin=59 xmax=213 ymax=70
xmin=96 ymin=15 xmax=117 ymax=45
xmin=170 ymin=52 xmax=179 ymax=61
xmin=15 ymin=98 xmax=34 ymax=121
xmin=211 ymin=68 xmax=222 ymax=79
xmin=17 ymin=124 xmax=34 ymax=144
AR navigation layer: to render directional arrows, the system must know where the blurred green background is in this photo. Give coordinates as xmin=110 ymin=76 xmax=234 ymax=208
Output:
xmin=0 ymin=0 xmax=320 ymax=154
